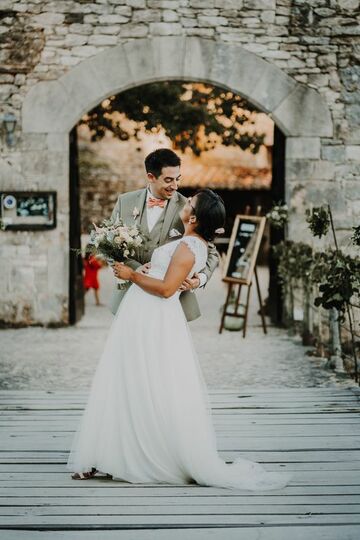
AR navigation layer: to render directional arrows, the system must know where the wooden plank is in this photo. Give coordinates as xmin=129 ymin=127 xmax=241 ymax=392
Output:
xmin=3 ymin=425 xmax=360 ymax=436
xmin=2 ymin=495 xmax=360 ymax=506
xmin=1 ymin=513 xmax=360 ymax=526
xmin=1 ymin=471 xmax=360 ymax=486
xmin=0 ymin=526 xmax=359 ymax=540
xmin=2 ymin=435 xmax=360 ymax=451
xmin=3 ymin=460 xmax=360 ymax=472
xmin=2 ymin=486 xmax=360 ymax=497
xmin=1 ymin=389 xmax=360 ymax=536
xmin=2 ymin=504 xmax=360 ymax=516
xmin=2 ymin=450 xmax=360 ymax=466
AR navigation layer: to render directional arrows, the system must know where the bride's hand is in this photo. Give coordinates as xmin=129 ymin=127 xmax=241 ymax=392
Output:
xmin=113 ymin=262 xmax=134 ymax=281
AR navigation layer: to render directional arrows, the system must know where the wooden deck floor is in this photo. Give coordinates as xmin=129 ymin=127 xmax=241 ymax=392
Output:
xmin=1 ymin=388 xmax=360 ymax=539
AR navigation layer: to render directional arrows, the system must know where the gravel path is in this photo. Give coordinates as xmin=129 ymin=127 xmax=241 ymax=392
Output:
xmin=0 ymin=267 xmax=354 ymax=390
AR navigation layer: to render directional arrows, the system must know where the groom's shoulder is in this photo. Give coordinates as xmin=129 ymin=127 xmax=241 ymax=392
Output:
xmin=176 ymin=191 xmax=187 ymax=206
xmin=118 ymin=188 xmax=145 ymax=202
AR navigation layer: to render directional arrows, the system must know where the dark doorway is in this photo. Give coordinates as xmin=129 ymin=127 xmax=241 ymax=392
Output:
xmin=268 ymin=125 xmax=286 ymax=324
xmin=69 ymin=127 xmax=85 ymax=325
xmin=181 ymin=125 xmax=286 ymax=326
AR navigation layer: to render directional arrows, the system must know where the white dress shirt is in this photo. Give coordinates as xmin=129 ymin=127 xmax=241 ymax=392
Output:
xmin=146 ymin=188 xmax=167 ymax=233
xmin=146 ymin=187 xmax=207 ymax=288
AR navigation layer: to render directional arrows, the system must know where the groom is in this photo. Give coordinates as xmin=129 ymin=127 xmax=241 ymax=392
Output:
xmin=110 ymin=148 xmax=219 ymax=321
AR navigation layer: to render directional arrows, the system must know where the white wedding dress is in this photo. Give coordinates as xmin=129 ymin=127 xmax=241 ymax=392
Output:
xmin=67 ymin=236 xmax=290 ymax=490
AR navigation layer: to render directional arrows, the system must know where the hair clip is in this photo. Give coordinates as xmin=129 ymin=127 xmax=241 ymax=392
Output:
xmin=215 ymin=227 xmax=225 ymax=234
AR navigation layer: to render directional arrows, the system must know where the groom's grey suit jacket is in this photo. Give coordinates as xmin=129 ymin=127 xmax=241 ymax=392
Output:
xmin=109 ymin=188 xmax=219 ymax=322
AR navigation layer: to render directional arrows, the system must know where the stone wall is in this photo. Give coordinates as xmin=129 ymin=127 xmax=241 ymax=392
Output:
xmin=0 ymin=0 xmax=359 ymax=325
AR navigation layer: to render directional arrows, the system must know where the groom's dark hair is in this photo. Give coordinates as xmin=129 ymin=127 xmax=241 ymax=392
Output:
xmin=145 ymin=149 xmax=181 ymax=178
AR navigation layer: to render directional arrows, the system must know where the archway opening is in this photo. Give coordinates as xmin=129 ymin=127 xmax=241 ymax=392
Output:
xmin=68 ymin=80 xmax=286 ymax=328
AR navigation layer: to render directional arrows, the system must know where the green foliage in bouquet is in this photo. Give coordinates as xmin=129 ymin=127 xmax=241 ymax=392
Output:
xmin=89 ymin=216 xmax=146 ymax=263
xmin=314 ymin=251 xmax=360 ymax=319
xmin=306 ymin=206 xmax=330 ymax=239
xmin=351 ymin=225 xmax=360 ymax=247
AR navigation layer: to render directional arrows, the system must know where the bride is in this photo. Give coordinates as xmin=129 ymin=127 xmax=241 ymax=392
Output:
xmin=67 ymin=189 xmax=290 ymax=490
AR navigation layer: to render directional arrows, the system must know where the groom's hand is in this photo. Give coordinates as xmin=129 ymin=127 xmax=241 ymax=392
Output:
xmin=179 ymin=273 xmax=200 ymax=292
xmin=136 ymin=262 xmax=151 ymax=275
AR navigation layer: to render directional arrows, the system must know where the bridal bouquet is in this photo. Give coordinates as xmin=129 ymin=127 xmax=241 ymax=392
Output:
xmin=89 ymin=215 xmax=144 ymax=289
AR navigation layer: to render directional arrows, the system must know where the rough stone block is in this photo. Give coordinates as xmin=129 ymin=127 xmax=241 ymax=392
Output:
xmin=147 ymin=0 xmax=180 ymax=7
xmin=197 ymin=16 xmax=228 ymax=26
xmin=64 ymin=33 xmax=88 ymax=46
xmin=98 ymin=15 xmax=130 ymax=24
xmin=338 ymin=0 xmax=359 ymax=8
xmin=151 ymin=36 xmax=186 ymax=78
xmin=346 ymin=145 xmax=360 ymax=160
xmin=261 ymin=10 xmax=275 ymax=23
xmin=183 ymin=36 xmax=216 ymax=80
xmin=85 ymin=43 xmax=134 ymax=102
xmin=58 ymin=61 xmax=114 ymax=129
xmin=22 ymin=80 xmax=74 ymax=134
xmin=244 ymin=0 xmax=275 ymax=8
xmin=287 ymin=137 xmax=321 ymax=159
xmin=32 ymin=12 xmax=65 ymax=26
xmin=321 ymin=145 xmax=345 ymax=161
xmin=190 ymin=0 xmax=215 ymax=6
xmin=118 ymin=23 xmax=148 ymax=37
xmin=71 ymin=45 xmax=99 ymax=57
xmin=122 ymin=37 xmax=155 ymax=83
xmin=215 ymin=0 xmax=242 ymax=7
xmin=113 ymin=6 xmax=133 ymax=16
xmin=126 ymin=0 xmax=146 ymax=6
xmin=88 ymin=35 xmax=118 ymax=45
xmin=133 ymin=9 xmax=161 ymax=22
xmin=149 ymin=22 xmax=183 ymax=35
xmin=273 ymin=84 xmax=333 ymax=137
xmin=163 ymin=10 xmax=179 ymax=22
xmin=186 ymin=28 xmax=215 ymax=36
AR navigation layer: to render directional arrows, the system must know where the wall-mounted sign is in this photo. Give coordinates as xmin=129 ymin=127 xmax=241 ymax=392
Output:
xmin=0 ymin=191 xmax=57 ymax=230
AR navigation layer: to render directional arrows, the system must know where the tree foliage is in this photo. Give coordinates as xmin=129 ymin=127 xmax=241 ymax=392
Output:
xmin=80 ymin=81 xmax=266 ymax=156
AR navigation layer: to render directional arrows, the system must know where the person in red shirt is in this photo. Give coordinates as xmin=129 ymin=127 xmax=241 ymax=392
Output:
xmin=83 ymin=248 xmax=103 ymax=306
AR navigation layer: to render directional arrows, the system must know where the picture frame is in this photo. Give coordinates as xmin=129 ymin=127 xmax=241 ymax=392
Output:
xmin=222 ymin=214 xmax=266 ymax=286
xmin=0 ymin=191 xmax=57 ymax=231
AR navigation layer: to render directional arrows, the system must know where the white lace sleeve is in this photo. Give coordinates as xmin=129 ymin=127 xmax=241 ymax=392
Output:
xmin=179 ymin=236 xmax=208 ymax=274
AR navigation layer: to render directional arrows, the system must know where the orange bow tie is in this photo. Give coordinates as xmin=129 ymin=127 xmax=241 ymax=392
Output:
xmin=147 ymin=197 xmax=167 ymax=208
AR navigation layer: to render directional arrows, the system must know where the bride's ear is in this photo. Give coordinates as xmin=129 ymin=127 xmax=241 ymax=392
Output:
xmin=189 ymin=216 xmax=196 ymax=224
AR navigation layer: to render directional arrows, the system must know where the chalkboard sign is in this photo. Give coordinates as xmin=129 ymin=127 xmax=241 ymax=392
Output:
xmin=223 ymin=214 xmax=266 ymax=286
xmin=0 ymin=191 xmax=56 ymax=230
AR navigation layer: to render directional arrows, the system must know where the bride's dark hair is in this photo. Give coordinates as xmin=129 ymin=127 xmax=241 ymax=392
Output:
xmin=192 ymin=189 xmax=226 ymax=242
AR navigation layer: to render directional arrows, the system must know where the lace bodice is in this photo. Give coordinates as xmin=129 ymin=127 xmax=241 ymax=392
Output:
xmin=148 ymin=236 xmax=208 ymax=281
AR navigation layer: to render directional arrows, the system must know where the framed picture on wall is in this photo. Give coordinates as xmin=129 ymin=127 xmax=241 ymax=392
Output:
xmin=223 ymin=214 xmax=266 ymax=286
xmin=0 ymin=191 xmax=57 ymax=230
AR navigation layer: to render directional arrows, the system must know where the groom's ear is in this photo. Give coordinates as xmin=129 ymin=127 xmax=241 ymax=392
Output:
xmin=147 ymin=172 xmax=156 ymax=183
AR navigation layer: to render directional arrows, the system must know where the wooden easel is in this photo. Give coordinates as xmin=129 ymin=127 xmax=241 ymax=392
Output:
xmin=219 ymin=207 xmax=267 ymax=337
xmin=219 ymin=267 xmax=267 ymax=337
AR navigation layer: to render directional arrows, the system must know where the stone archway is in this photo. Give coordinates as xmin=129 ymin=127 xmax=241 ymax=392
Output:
xmin=23 ymin=37 xmax=332 ymax=137
xmin=19 ymin=36 xmax=333 ymax=325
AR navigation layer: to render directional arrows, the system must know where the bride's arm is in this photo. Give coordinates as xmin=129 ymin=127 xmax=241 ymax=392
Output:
xmin=113 ymin=243 xmax=195 ymax=298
